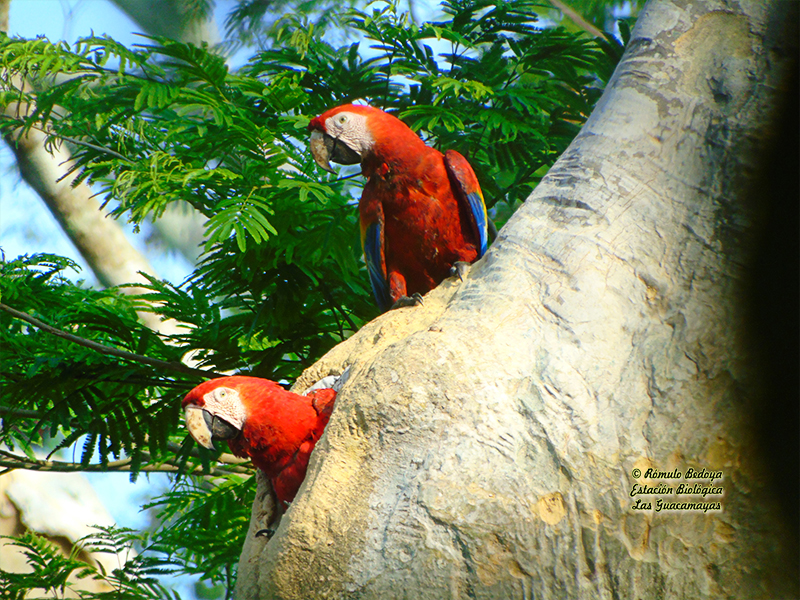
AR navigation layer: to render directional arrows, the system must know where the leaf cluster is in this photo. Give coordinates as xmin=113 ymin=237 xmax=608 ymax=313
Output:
xmin=1 ymin=520 xmax=213 ymax=600
xmin=142 ymin=476 xmax=255 ymax=587
xmin=0 ymin=254 xmax=249 ymax=478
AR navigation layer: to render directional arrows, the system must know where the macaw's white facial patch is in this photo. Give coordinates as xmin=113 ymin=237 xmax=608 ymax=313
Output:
xmin=201 ymin=386 xmax=248 ymax=430
xmin=184 ymin=406 xmax=214 ymax=449
xmin=325 ymin=112 xmax=374 ymax=156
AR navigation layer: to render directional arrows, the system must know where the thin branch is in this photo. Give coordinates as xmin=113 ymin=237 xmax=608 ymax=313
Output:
xmin=0 ymin=302 xmax=224 ymax=379
xmin=548 ymin=0 xmax=605 ymax=39
xmin=0 ymin=448 xmax=251 ymax=476
xmin=0 ymin=406 xmax=42 ymax=419
xmin=182 ymin=449 xmax=250 ymax=467
xmin=0 ymin=408 xmax=248 ymax=468
xmin=52 ymin=130 xmax=131 ymax=164
xmin=0 ymin=115 xmax=132 ymax=163
xmin=321 ymin=281 xmax=358 ymax=333
xmin=330 ymin=170 xmax=362 ymax=183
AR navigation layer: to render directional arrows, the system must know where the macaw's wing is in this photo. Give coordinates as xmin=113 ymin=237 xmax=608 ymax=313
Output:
xmin=444 ymin=149 xmax=489 ymax=257
xmin=362 ymin=219 xmax=392 ymax=312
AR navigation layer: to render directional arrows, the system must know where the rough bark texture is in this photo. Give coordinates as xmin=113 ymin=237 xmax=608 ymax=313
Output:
xmin=236 ymin=0 xmax=798 ymax=598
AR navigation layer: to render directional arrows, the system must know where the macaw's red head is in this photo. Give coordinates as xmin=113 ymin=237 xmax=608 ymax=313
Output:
xmin=307 ymin=103 xmax=424 ymax=173
xmin=181 ymin=376 xmax=287 ymax=451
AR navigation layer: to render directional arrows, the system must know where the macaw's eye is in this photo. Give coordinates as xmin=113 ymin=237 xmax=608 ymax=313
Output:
xmin=217 ymin=389 xmax=227 ymax=399
xmin=337 ymin=114 xmax=349 ymax=125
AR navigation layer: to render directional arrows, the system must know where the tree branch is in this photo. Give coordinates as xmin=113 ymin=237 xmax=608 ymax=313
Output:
xmin=0 ymin=114 xmax=133 ymax=163
xmin=0 ymin=301 xmax=223 ymax=379
xmin=0 ymin=406 xmax=42 ymax=420
xmin=0 ymin=407 xmax=247 ymax=468
xmin=548 ymin=0 xmax=605 ymax=39
xmin=110 ymin=0 xmax=220 ymax=47
xmin=0 ymin=448 xmax=251 ymax=476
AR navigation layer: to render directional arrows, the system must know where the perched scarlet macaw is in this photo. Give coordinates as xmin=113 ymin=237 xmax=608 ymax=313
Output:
xmin=182 ymin=376 xmax=336 ymax=507
xmin=308 ymin=104 xmax=489 ymax=311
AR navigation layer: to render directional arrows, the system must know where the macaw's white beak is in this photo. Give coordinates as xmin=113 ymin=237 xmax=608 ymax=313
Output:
xmin=184 ymin=406 xmax=240 ymax=450
xmin=184 ymin=406 xmax=214 ymax=449
xmin=309 ymin=129 xmax=336 ymax=173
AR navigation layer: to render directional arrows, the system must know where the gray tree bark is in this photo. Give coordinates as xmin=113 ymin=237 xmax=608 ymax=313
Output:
xmin=235 ymin=0 xmax=798 ymax=598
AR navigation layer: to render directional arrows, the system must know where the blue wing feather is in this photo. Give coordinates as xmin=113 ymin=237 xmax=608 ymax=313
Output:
xmin=364 ymin=222 xmax=392 ymax=311
xmin=465 ymin=191 xmax=488 ymax=257
xmin=443 ymin=150 xmax=489 ymax=258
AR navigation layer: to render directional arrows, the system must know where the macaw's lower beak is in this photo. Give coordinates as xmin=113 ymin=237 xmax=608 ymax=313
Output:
xmin=184 ymin=406 xmax=240 ymax=450
xmin=309 ymin=129 xmax=361 ymax=173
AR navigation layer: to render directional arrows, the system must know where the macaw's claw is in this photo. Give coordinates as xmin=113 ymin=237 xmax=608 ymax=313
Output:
xmin=449 ymin=261 xmax=471 ymax=281
xmin=391 ymin=293 xmax=424 ymax=310
xmin=255 ymin=509 xmax=284 ymax=540
xmin=255 ymin=528 xmax=276 ymax=540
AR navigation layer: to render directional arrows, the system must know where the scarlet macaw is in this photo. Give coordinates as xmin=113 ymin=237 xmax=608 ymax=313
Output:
xmin=182 ymin=376 xmax=337 ymax=508
xmin=308 ymin=104 xmax=489 ymax=311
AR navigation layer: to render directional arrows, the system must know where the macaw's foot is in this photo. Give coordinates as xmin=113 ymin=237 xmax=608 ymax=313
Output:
xmin=255 ymin=510 xmax=283 ymax=540
xmin=449 ymin=261 xmax=471 ymax=281
xmin=391 ymin=292 xmax=424 ymax=310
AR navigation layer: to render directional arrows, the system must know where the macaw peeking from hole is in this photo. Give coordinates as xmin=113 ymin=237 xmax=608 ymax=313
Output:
xmin=182 ymin=370 xmax=348 ymax=534
xmin=308 ymin=104 xmax=490 ymax=311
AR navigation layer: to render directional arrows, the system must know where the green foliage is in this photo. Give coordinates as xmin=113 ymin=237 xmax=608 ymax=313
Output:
xmin=0 ymin=528 xmax=180 ymax=599
xmin=0 ymin=531 xmax=95 ymax=600
xmin=142 ymin=476 xmax=255 ymax=585
xmin=0 ymin=254 xmax=194 ymax=473
xmin=0 ymin=478 xmax=249 ymax=599
xmin=221 ymin=0 xmax=361 ymax=51
xmin=0 ymin=0 xmax=626 ymax=596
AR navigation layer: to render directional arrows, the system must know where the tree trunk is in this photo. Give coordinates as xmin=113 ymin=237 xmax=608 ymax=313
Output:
xmin=236 ymin=0 xmax=798 ymax=597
